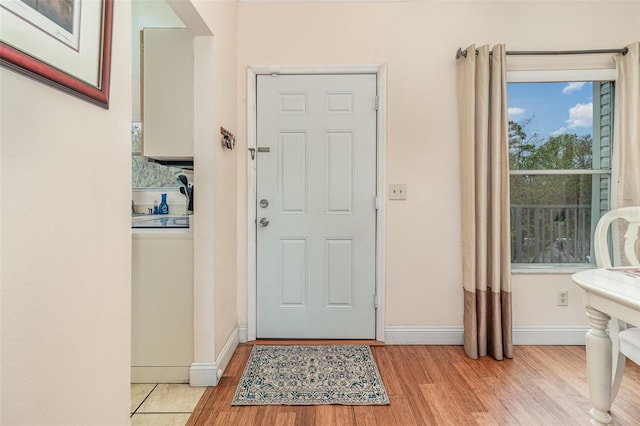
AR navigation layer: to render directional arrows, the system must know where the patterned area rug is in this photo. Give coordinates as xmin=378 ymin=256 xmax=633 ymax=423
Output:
xmin=232 ymin=345 xmax=390 ymax=405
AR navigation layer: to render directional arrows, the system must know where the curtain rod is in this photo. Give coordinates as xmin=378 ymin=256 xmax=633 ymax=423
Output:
xmin=455 ymin=47 xmax=628 ymax=59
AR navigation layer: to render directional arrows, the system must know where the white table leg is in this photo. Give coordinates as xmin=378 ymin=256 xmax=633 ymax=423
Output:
xmin=585 ymin=306 xmax=612 ymax=425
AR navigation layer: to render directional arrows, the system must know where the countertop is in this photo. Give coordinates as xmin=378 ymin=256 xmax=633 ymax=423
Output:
xmin=131 ymin=214 xmax=190 ymax=230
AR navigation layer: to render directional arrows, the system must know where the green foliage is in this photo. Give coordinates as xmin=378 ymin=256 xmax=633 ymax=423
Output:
xmin=132 ymin=156 xmax=181 ymax=188
xmin=528 ymin=133 xmax=592 ymax=170
xmin=509 ymin=118 xmax=593 ymax=206
xmin=509 ymin=119 xmax=595 ymax=263
xmin=131 ymin=122 xmax=181 ymax=188
xmin=508 ymin=118 xmax=542 ymax=170
xmin=509 ymin=119 xmax=592 ymax=171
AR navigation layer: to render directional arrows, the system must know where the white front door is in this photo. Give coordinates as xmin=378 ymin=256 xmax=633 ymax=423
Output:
xmin=256 ymin=74 xmax=377 ymax=339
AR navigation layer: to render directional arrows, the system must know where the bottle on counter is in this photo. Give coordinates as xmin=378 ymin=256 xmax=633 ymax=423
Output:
xmin=159 ymin=193 xmax=169 ymax=214
xmin=153 ymin=200 xmax=159 ymax=214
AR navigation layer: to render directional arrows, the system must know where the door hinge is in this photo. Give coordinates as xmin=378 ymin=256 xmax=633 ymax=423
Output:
xmin=374 ymin=294 xmax=379 ymax=309
xmin=375 ymin=195 xmax=382 ymax=210
xmin=375 ymin=96 xmax=379 ymax=111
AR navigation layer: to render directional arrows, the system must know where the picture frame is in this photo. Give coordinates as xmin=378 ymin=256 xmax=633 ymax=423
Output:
xmin=0 ymin=0 xmax=114 ymax=109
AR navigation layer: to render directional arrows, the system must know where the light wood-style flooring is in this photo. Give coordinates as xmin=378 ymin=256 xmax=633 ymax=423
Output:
xmin=188 ymin=344 xmax=640 ymax=425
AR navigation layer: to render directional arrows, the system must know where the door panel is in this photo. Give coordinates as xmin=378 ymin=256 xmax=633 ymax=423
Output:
xmin=326 ymin=131 xmax=354 ymax=213
xmin=256 ymin=74 xmax=377 ymax=338
xmin=279 ymin=132 xmax=307 ymax=213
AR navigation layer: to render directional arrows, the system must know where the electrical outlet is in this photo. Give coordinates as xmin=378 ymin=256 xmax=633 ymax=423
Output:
xmin=389 ymin=184 xmax=407 ymax=200
xmin=557 ymin=291 xmax=568 ymax=306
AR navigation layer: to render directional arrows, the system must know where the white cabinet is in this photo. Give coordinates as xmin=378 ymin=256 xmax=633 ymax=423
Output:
xmin=131 ymin=229 xmax=193 ymax=383
xmin=141 ymin=28 xmax=193 ymax=160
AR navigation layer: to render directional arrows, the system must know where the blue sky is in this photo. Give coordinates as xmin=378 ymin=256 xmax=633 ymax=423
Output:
xmin=507 ymin=81 xmax=593 ymax=139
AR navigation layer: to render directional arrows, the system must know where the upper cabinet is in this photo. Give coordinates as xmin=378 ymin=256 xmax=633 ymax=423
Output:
xmin=141 ymin=28 xmax=194 ymax=160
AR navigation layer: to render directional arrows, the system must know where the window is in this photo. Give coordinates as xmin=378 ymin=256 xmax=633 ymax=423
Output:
xmin=508 ymin=79 xmax=614 ymax=266
xmin=131 ymin=122 xmax=181 ymax=188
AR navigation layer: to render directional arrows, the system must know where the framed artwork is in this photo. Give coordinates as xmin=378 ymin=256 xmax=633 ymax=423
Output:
xmin=0 ymin=0 xmax=113 ymax=108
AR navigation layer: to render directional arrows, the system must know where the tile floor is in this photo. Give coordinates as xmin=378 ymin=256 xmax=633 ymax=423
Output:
xmin=131 ymin=383 xmax=205 ymax=426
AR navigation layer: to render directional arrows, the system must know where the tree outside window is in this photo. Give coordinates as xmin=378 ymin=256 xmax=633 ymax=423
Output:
xmin=131 ymin=122 xmax=181 ymax=188
xmin=508 ymin=81 xmax=613 ymax=265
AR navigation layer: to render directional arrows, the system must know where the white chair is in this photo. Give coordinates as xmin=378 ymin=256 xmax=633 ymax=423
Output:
xmin=594 ymin=206 xmax=640 ymax=268
xmin=593 ymin=206 xmax=640 ymax=401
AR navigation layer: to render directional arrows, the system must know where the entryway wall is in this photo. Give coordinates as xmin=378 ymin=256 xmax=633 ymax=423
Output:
xmin=162 ymin=0 xmax=239 ymax=385
xmin=133 ymin=0 xmax=240 ymax=386
xmin=234 ymin=1 xmax=640 ymax=345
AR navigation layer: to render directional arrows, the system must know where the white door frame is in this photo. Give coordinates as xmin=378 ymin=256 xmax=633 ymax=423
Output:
xmin=246 ymin=64 xmax=387 ymax=342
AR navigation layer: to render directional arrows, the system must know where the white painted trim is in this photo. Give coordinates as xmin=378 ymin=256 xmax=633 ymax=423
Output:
xmin=512 ymin=327 xmax=589 ymax=345
xmin=215 ymin=327 xmax=240 ymax=378
xmin=189 ymin=363 xmax=218 ymax=387
xmin=246 ymin=64 xmax=387 ymax=342
xmin=385 ymin=326 xmax=589 ymax=346
xmin=375 ymin=65 xmax=388 ymax=342
xmin=511 ymin=264 xmax=594 ymax=274
xmin=247 ymin=68 xmax=258 ymax=342
xmin=507 ymin=69 xmax=616 ymax=83
xmin=249 ymin=64 xmax=386 ymax=75
xmin=385 ymin=327 xmax=464 ymax=345
xmin=238 ymin=325 xmax=249 ymax=343
xmin=190 ymin=327 xmax=240 ymax=386
xmin=131 ymin=367 xmax=190 ymax=384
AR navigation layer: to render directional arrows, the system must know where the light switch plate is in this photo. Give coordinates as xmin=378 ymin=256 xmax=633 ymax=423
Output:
xmin=389 ymin=184 xmax=407 ymax=200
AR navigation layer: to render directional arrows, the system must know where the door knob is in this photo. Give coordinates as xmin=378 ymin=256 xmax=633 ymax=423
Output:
xmin=258 ymin=217 xmax=269 ymax=227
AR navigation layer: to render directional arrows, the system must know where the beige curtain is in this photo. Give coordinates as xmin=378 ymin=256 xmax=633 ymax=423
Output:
xmin=615 ymin=42 xmax=640 ymax=208
xmin=456 ymin=44 xmax=513 ymax=360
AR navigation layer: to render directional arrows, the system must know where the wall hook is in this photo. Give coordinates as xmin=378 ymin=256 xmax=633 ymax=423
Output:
xmin=220 ymin=127 xmax=236 ymax=150
xmin=248 ymin=148 xmax=256 ymax=160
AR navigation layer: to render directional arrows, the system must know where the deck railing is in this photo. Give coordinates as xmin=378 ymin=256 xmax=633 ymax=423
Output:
xmin=511 ymin=205 xmax=592 ymax=264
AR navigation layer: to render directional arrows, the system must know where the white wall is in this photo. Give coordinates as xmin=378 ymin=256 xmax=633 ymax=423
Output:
xmin=0 ymin=3 xmax=131 ymax=425
xmin=189 ymin=0 xmax=239 ymax=362
xmin=236 ymin=1 xmax=640 ymax=337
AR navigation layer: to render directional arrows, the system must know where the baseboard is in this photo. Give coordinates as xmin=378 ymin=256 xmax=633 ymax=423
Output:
xmin=384 ymin=326 xmax=464 ymax=345
xmin=384 ymin=326 xmax=589 ymax=346
xmin=131 ymin=366 xmax=190 ymax=384
xmin=238 ymin=325 xmax=249 ymax=343
xmin=189 ymin=363 xmax=218 ymax=387
xmin=190 ymin=327 xmax=240 ymax=386
xmin=512 ymin=326 xmax=589 ymax=345
xmin=216 ymin=326 xmax=240 ymax=377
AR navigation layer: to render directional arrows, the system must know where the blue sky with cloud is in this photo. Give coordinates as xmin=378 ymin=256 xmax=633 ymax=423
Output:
xmin=507 ymin=81 xmax=593 ymax=139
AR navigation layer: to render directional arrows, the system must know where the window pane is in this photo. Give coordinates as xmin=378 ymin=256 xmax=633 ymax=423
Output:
xmin=508 ymin=82 xmax=596 ymax=171
xmin=511 ymin=174 xmax=593 ymax=206
xmin=508 ymin=80 xmax=613 ymax=265
xmin=132 ymin=156 xmax=181 ymax=188
xmin=132 ymin=122 xmax=142 ymax=155
xmin=510 ymin=132 xmax=593 ymax=171
xmin=510 ymin=174 xmax=602 ymax=264
xmin=131 ymin=121 xmax=181 ymax=188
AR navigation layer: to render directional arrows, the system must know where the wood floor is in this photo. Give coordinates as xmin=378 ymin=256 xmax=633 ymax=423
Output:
xmin=187 ymin=344 xmax=640 ymax=425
